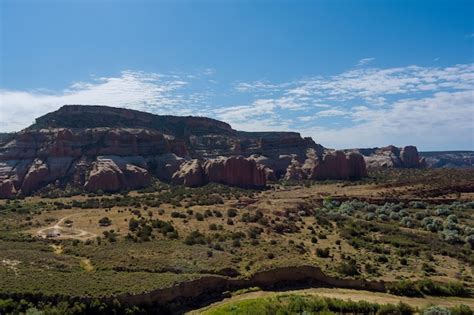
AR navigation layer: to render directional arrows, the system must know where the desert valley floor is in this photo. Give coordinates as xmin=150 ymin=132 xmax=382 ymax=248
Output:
xmin=1 ymin=168 xmax=473 ymax=314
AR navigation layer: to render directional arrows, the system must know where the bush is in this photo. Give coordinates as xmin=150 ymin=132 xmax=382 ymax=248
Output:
xmin=422 ymin=262 xmax=436 ymax=274
xmin=227 ymin=208 xmax=237 ymax=217
xmin=388 ymin=281 xmax=423 ymax=297
xmin=365 ymin=263 xmax=378 ymax=275
xmin=184 ymin=231 xmax=206 ymax=245
xmin=378 ymin=255 xmax=389 ymax=263
xmin=388 ymin=279 xmax=471 ymax=297
xmin=423 ymin=306 xmax=450 ymax=315
xmin=410 ymin=201 xmax=427 ymax=209
xmin=98 ymin=217 xmax=112 ymax=227
xmin=378 ymin=302 xmax=414 ymax=315
xmin=435 ymin=207 xmax=451 ymax=216
xmin=450 ymin=304 xmax=473 ymax=315
xmin=316 ymin=247 xmax=330 ymax=258
xmin=337 ymin=259 xmax=359 ymax=276
xmin=128 ymin=218 xmax=139 ymax=231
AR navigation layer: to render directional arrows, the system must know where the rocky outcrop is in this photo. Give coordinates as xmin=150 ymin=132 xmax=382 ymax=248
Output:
xmin=20 ymin=159 xmax=49 ymax=195
xmin=204 ymin=156 xmax=266 ymax=188
xmin=151 ymin=153 xmax=185 ymax=181
xmin=171 ymin=159 xmax=205 ymax=187
xmin=0 ymin=179 xmax=16 ymax=199
xmin=347 ymin=152 xmax=368 ymax=178
xmin=84 ymin=158 xmax=124 ymax=192
xmin=84 ymin=156 xmax=151 ymax=192
xmin=349 ymin=145 xmax=426 ymax=169
xmin=400 ymin=146 xmax=425 ymax=168
xmin=284 ymin=157 xmax=307 ymax=180
xmin=0 ymin=105 xmax=369 ymax=197
xmin=285 ymin=151 xmax=367 ymax=181
xmin=172 ymin=156 xmax=266 ymax=188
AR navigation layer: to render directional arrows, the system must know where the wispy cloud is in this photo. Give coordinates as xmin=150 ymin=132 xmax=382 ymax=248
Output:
xmin=301 ymin=90 xmax=474 ymax=149
xmin=228 ymin=63 xmax=474 ymax=150
xmin=1 ymin=63 xmax=473 ymax=150
xmin=0 ymin=70 xmax=213 ymax=132
xmin=356 ymin=57 xmax=375 ymax=67
xmin=298 ymin=109 xmax=349 ymax=122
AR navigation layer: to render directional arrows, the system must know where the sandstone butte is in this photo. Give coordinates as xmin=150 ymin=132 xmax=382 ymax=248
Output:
xmin=0 ymin=105 xmax=425 ymax=198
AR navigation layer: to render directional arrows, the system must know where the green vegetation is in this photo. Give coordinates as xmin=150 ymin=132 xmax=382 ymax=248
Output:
xmin=388 ymin=279 xmax=471 ymax=297
xmin=200 ymin=294 xmax=415 ymax=315
xmin=0 ymin=298 xmax=148 ymax=315
xmin=0 ymin=169 xmax=473 ymax=312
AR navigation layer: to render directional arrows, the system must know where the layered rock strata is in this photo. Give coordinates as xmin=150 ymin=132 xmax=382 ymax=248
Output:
xmin=0 ymin=105 xmax=370 ymax=197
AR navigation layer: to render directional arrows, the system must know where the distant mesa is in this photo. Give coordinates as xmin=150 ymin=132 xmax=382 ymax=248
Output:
xmin=0 ymin=105 xmax=426 ymax=198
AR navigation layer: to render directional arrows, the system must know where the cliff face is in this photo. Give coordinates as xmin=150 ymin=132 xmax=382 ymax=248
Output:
xmin=419 ymin=151 xmax=474 ymax=169
xmin=349 ymin=145 xmax=426 ymax=169
xmin=0 ymin=105 xmax=368 ymax=198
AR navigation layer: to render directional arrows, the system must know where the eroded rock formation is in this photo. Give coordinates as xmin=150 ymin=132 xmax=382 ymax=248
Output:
xmin=348 ymin=145 xmax=426 ymax=169
xmin=171 ymin=156 xmax=266 ymax=188
xmin=0 ymin=105 xmax=370 ymax=197
xmin=284 ymin=151 xmax=368 ymax=181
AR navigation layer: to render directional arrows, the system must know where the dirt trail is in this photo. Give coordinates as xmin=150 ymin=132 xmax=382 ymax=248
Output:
xmin=37 ymin=214 xmax=97 ymax=240
xmin=189 ymin=288 xmax=474 ymax=314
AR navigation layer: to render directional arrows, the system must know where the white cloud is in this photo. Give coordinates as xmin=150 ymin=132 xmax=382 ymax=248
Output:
xmin=1 ymin=63 xmax=473 ymax=151
xmin=299 ymin=109 xmax=349 ymax=122
xmin=301 ymin=90 xmax=474 ymax=150
xmin=233 ymin=63 xmax=474 ymax=150
xmin=0 ymin=70 xmax=212 ymax=132
xmin=356 ymin=57 xmax=375 ymax=66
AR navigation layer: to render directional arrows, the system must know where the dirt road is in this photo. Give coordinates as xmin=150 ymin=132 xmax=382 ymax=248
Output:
xmin=37 ymin=214 xmax=97 ymax=240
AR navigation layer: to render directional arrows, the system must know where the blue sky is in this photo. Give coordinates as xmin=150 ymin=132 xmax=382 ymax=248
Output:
xmin=1 ymin=0 xmax=473 ymax=150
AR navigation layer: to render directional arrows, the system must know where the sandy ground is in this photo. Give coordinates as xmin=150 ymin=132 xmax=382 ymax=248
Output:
xmin=36 ymin=213 xmax=97 ymax=240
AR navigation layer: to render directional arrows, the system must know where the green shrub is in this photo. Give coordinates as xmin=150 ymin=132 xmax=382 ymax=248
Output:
xmin=337 ymin=259 xmax=359 ymax=277
xmin=184 ymin=231 xmax=206 ymax=245
xmin=98 ymin=217 xmax=112 ymax=227
xmin=316 ymin=247 xmax=330 ymax=258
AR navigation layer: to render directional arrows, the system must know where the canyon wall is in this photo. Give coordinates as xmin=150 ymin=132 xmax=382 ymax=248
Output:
xmin=0 ymin=105 xmax=370 ymax=197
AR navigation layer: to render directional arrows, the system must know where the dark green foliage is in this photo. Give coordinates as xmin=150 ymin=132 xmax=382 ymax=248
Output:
xmin=337 ymin=259 xmax=359 ymax=277
xmin=128 ymin=218 xmax=139 ymax=231
xmin=103 ymin=230 xmax=118 ymax=242
xmin=0 ymin=297 xmax=148 ymax=314
xmin=388 ymin=279 xmax=471 ymax=297
xmin=316 ymin=247 xmax=330 ymax=258
xmin=450 ymin=304 xmax=473 ymax=315
xmin=205 ymin=294 xmax=416 ymax=315
xmin=98 ymin=217 xmax=112 ymax=227
xmin=227 ymin=208 xmax=237 ymax=217
xmin=195 ymin=212 xmax=204 ymax=221
xmin=184 ymin=230 xmax=206 ymax=245
xmin=127 ymin=217 xmax=177 ymax=242
xmin=241 ymin=210 xmax=264 ymax=223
